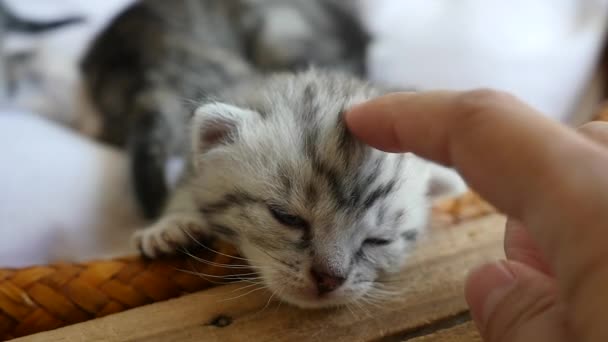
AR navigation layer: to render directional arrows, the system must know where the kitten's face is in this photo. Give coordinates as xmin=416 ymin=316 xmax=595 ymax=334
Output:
xmin=189 ymin=72 xmax=436 ymax=308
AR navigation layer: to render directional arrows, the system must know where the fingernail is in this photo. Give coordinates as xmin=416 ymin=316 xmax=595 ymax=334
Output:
xmin=466 ymin=261 xmax=517 ymax=327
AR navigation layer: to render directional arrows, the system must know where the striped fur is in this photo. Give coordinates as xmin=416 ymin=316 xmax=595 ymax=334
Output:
xmin=134 ymin=69 xmax=466 ymax=308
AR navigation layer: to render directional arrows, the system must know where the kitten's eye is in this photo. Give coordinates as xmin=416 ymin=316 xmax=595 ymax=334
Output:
xmin=363 ymin=238 xmax=393 ymax=246
xmin=268 ymin=206 xmax=308 ymax=229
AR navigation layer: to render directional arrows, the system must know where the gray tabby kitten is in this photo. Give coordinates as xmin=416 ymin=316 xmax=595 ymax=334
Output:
xmin=80 ymin=0 xmax=369 ymax=219
xmin=134 ymin=69 xmax=466 ymax=308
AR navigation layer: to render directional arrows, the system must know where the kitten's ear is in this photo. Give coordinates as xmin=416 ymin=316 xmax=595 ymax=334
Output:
xmin=427 ymin=163 xmax=468 ymax=199
xmin=191 ymin=102 xmax=256 ymax=155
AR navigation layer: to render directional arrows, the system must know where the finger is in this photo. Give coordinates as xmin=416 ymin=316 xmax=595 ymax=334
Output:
xmin=578 ymin=121 xmax=608 ymax=147
xmin=346 ymin=90 xmax=607 ymax=220
xmin=465 ymin=260 xmax=567 ymax=342
xmin=504 ymin=218 xmax=553 ymax=276
xmin=346 ymin=90 xmax=608 ymax=338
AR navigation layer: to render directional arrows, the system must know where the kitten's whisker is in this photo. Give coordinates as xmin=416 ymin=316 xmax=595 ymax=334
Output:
xmin=256 ymin=289 xmax=278 ymax=316
xmin=181 ymin=229 xmax=254 ymax=263
xmin=371 ymin=284 xmax=406 ymax=296
xmin=229 ymin=281 xmax=265 ymax=294
xmin=180 ymin=260 xmax=263 ymax=286
xmin=180 ymin=249 xmax=259 ymax=269
xmin=274 ymin=290 xmax=284 ymax=313
xmin=180 ymin=248 xmax=248 ymax=267
xmin=366 ymin=289 xmax=398 ymax=299
xmin=253 ymin=246 xmax=282 ymax=263
xmin=251 ymin=245 xmax=300 ymax=276
xmin=236 ymin=280 xmax=266 ymax=286
xmin=180 ymin=269 xmax=233 ymax=285
xmin=344 ymin=303 xmax=359 ymax=321
xmin=361 ymin=292 xmax=388 ymax=301
xmin=219 ymin=285 xmax=268 ymax=302
xmin=176 ymin=267 xmax=259 ymax=279
xmin=365 ymin=284 xmax=405 ymax=302
xmin=351 ymin=299 xmax=373 ymax=319
xmin=373 ymin=277 xmax=407 ymax=284
xmin=359 ymin=296 xmax=383 ymax=310
xmin=228 ymin=276 xmax=265 ymax=282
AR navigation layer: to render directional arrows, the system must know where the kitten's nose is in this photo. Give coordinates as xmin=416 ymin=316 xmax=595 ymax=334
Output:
xmin=310 ymin=267 xmax=346 ymax=295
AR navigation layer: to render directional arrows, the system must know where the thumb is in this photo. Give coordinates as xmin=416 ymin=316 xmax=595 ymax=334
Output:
xmin=465 ymin=261 xmax=570 ymax=342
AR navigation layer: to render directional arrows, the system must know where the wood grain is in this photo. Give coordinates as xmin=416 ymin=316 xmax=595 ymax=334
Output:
xmin=406 ymin=322 xmax=481 ymax=342
xmin=13 ymin=214 xmax=505 ymax=342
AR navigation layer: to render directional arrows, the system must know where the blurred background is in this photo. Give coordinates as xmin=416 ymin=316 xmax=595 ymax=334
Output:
xmin=1 ymin=0 xmax=607 ymax=267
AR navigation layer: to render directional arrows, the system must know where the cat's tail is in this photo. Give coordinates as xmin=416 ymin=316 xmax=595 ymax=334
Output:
xmin=1 ymin=1 xmax=85 ymax=34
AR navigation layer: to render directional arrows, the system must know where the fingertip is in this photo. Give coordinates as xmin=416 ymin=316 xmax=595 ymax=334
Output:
xmin=346 ymin=91 xmax=461 ymax=158
xmin=345 ymin=97 xmax=403 ymax=153
xmin=343 ymin=102 xmax=367 ymax=135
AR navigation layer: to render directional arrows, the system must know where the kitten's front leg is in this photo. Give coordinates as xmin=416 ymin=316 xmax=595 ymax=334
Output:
xmin=132 ymin=185 xmax=206 ymax=258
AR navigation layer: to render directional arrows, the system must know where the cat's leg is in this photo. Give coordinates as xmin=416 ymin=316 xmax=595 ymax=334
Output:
xmin=129 ymin=112 xmax=169 ymax=219
xmin=128 ymin=86 xmax=188 ymax=219
xmin=132 ymin=183 xmax=207 ymax=258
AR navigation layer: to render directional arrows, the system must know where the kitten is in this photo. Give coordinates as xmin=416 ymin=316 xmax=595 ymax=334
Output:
xmin=79 ymin=0 xmax=369 ymax=219
xmin=133 ymin=69 xmax=466 ymax=308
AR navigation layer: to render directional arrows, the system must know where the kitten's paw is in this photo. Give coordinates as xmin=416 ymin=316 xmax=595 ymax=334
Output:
xmin=132 ymin=215 xmax=204 ymax=258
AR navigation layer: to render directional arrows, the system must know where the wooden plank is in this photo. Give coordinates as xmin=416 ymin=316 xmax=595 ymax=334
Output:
xmin=13 ymin=214 xmax=505 ymax=342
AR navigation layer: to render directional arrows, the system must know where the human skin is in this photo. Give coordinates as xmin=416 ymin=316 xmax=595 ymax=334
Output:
xmin=345 ymin=90 xmax=608 ymax=342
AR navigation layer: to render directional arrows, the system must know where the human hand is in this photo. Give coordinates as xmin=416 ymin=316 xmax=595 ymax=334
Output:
xmin=345 ymin=90 xmax=608 ymax=342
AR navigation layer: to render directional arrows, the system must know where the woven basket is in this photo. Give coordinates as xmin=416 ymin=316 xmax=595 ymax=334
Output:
xmin=5 ymin=105 xmax=608 ymax=340
xmin=0 ymin=240 xmax=248 ymax=340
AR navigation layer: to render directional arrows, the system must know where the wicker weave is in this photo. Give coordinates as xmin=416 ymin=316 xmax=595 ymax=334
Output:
xmin=0 ymin=242 xmax=245 ymax=340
